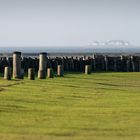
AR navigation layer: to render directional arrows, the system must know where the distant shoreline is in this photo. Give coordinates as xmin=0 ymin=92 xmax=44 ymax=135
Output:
xmin=1 ymin=46 xmax=140 ymax=57
xmin=1 ymin=52 xmax=140 ymax=58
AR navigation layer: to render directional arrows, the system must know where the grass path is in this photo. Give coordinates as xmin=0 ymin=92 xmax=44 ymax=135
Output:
xmin=0 ymin=72 xmax=140 ymax=140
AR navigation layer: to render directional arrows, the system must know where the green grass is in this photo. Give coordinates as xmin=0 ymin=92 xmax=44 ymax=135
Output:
xmin=0 ymin=72 xmax=140 ymax=140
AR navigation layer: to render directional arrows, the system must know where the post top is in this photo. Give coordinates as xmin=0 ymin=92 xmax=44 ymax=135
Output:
xmin=13 ymin=51 xmax=21 ymax=55
xmin=39 ymin=52 xmax=47 ymax=55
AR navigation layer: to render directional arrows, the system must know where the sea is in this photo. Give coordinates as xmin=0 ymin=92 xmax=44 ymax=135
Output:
xmin=0 ymin=46 xmax=140 ymax=58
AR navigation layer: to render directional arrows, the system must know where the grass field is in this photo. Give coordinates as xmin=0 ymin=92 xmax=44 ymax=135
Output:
xmin=0 ymin=72 xmax=140 ymax=140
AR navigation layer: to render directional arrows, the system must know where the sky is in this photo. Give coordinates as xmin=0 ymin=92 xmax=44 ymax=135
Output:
xmin=0 ymin=0 xmax=140 ymax=47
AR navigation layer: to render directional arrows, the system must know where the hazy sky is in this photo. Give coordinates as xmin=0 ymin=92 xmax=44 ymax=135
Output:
xmin=0 ymin=0 xmax=140 ymax=47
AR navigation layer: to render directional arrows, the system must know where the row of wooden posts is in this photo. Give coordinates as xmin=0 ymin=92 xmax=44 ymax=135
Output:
xmin=3 ymin=52 xmax=91 ymax=80
xmin=4 ymin=65 xmax=91 ymax=80
xmin=4 ymin=66 xmax=64 ymax=80
xmin=1 ymin=54 xmax=140 ymax=73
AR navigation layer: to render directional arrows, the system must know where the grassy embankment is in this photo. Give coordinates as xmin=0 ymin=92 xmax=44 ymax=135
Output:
xmin=0 ymin=72 xmax=140 ymax=140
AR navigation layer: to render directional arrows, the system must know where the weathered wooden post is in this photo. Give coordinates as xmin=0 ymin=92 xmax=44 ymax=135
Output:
xmin=85 ymin=65 xmax=91 ymax=74
xmin=38 ymin=52 xmax=47 ymax=79
xmin=126 ymin=59 xmax=130 ymax=72
xmin=57 ymin=65 xmax=63 ymax=77
xmin=4 ymin=67 xmax=11 ymax=80
xmin=104 ymin=56 xmax=108 ymax=71
xmin=47 ymin=68 xmax=54 ymax=78
xmin=114 ymin=58 xmax=117 ymax=72
xmin=13 ymin=51 xmax=22 ymax=79
xmin=20 ymin=69 xmax=24 ymax=79
xmin=120 ymin=55 xmax=123 ymax=72
xmin=131 ymin=56 xmax=135 ymax=72
xmin=28 ymin=68 xmax=35 ymax=80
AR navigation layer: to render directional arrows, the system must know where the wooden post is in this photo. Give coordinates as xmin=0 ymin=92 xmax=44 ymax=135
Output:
xmin=85 ymin=65 xmax=91 ymax=74
xmin=13 ymin=51 xmax=22 ymax=79
xmin=57 ymin=65 xmax=63 ymax=77
xmin=28 ymin=68 xmax=35 ymax=80
xmin=131 ymin=56 xmax=135 ymax=72
xmin=104 ymin=56 xmax=108 ymax=71
xmin=114 ymin=59 xmax=117 ymax=72
xmin=47 ymin=68 xmax=54 ymax=78
xmin=4 ymin=67 xmax=11 ymax=80
xmin=38 ymin=52 xmax=47 ymax=79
